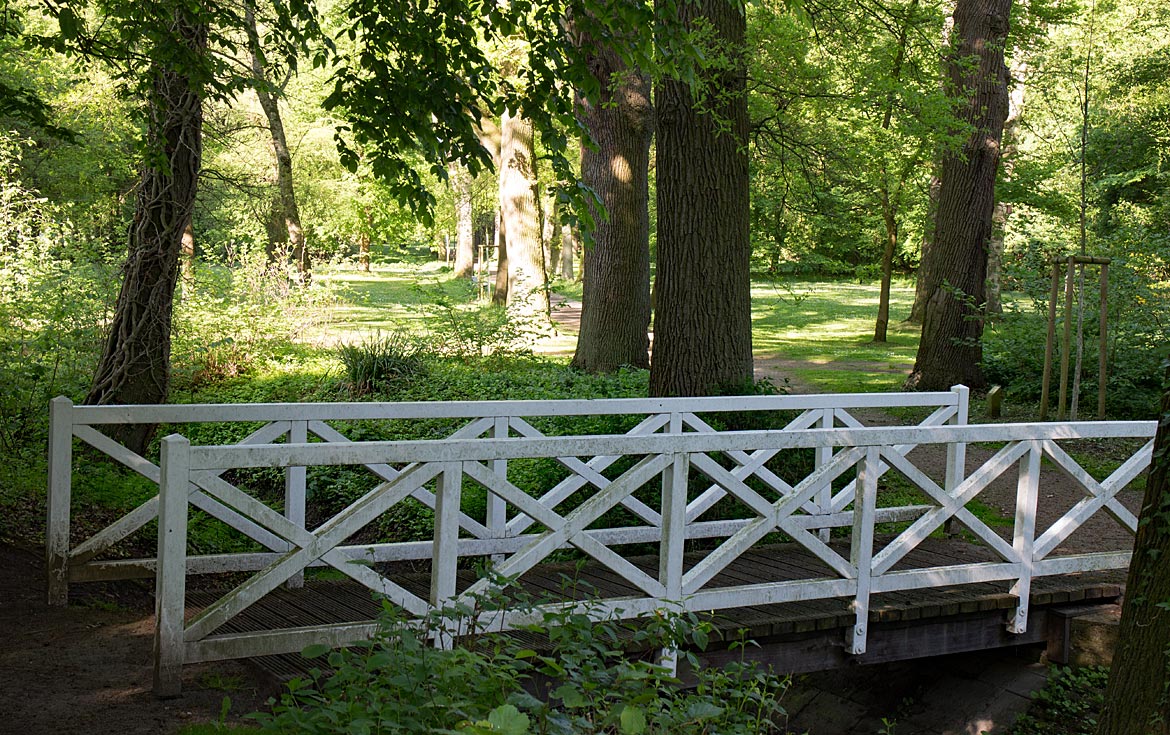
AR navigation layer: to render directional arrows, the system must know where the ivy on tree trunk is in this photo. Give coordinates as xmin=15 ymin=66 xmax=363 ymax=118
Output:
xmin=85 ymin=10 xmax=206 ymax=455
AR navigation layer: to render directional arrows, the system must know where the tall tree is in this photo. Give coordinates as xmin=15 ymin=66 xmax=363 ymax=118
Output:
xmin=84 ymin=6 xmax=207 ymax=453
xmin=499 ymin=109 xmax=550 ymax=320
xmin=570 ymin=16 xmax=653 ymax=373
xmin=450 ymin=163 xmax=476 ymax=277
xmin=905 ymin=0 xmax=1012 ymax=392
xmin=1096 ymin=360 xmax=1170 ymax=735
xmin=245 ymin=0 xmax=309 ymax=281
xmin=650 ymin=0 xmax=753 ymax=396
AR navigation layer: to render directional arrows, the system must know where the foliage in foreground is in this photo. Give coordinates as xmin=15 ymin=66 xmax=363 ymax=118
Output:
xmin=249 ymin=590 xmax=791 ymax=735
xmin=1005 ymin=665 xmax=1108 ymax=735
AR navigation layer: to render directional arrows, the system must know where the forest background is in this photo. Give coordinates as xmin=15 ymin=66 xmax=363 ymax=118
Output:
xmin=1 ymin=0 xmax=1167 ymax=475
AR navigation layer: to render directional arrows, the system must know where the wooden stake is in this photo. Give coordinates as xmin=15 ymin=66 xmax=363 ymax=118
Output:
xmin=1058 ymin=257 xmax=1076 ymax=421
xmin=1040 ymin=263 xmax=1061 ymax=421
xmin=1098 ymin=262 xmax=1109 ymax=419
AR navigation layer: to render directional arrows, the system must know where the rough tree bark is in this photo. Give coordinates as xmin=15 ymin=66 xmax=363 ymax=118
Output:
xmin=493 ymin=213 xmax=509 ymax=305
xmin=650 ymin=0 xmax=752 ymax=396
xmin=570 ymin=27 xmax=653 ymax=373
xmin=245 ymin=0 xmax=308 ymax=282
xmin=85 ymin=10 xmax=206 ymax=454
xmin=560 ymin=224 xmax=575 ymax=279
xmin=451 ymin=163 xmax=475 ymax=277
xmin=1096 ymin=361 xmax=1170 ymax=735
xmin=499 ymin=109 xmax=549 ymax=320
xmin=905 ymin=0 xmax=1011 ymax=392
xmin=986 ymin=55 xmax=1029 ymax=315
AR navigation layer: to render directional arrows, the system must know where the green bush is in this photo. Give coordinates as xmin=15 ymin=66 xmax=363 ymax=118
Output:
xmin=250 ymin=588 xmax=791 ymax=734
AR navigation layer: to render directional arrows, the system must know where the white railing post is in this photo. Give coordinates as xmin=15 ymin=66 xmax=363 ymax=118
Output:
xmin=46 ymin=396 xmax=74 ymax=607
xmin=658 ymin=450 xmax=689 ymax=675
xmin=1009 ymin=441 xmax=1041 ymax=634
xmin=285 ymin=420 xmax=308 ymax=589
xmin=848 ymin=447 xmax=879 ymax=655
xmin=431 ymin=462 xmax=463 ymax=647
xmin=489 ymin=418 xmax=509 ymax=539
xmin=816 ymin=408 xmax=834 ymax=542
xmin=153 ymin=435 xmax=191 ymax=697
xmin=944 ymin=385 xmax=970 ymax=535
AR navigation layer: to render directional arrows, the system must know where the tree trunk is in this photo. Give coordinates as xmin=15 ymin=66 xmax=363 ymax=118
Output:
xmin=570 ymin=32 xmax=653 ymax=373
xmin=245 ymin=0 xmax=308 ymax=282
xmin=180 ymin=220 xmax=195 ymax=285
xmin=875 ymin=198 xmax=898 ymax=342
xmin=499 ymin=110 xmax=549 ymax=319
xmin=874 ymin=2 xmax=915 ymax=343
xmin=493 ymin=210 xmax=509 ymax=306
xmin=987 ymin=202 xmax=1007 ymax=313
xmin=358 ymin=207 xmax=371 ymax=273
xmin=1096 ymin=364 xmax=1170 ymax=735
xmin=85 ymin=11 xmax=206 ymax=455
xmin=560 ymin=224 xmax=575 ymax=279
xmin=650 ymin=0 xmax=752 ymax=396
xmin=986 ymin=55 xmax=1029 ymax=316
xmin=451 ymin=163 xmax=475 ymax=277
xmin=905 ymin=0 xmax=1011 ymax=392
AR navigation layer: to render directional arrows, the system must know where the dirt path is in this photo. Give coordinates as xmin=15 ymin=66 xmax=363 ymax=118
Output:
xmin=0 ymin=546 xmax=272 ymax=735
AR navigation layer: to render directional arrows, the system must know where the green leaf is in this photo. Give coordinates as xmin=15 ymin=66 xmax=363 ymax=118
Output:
xmin=619 ymin=705 xmax=647 ymax=735
xmin=553 ymin=684 xmax=586 ymax=708
xmin=487 ymin=704 xmax=530 ymax=735
xmin=301 ymin=643 xmax=330 ymax=658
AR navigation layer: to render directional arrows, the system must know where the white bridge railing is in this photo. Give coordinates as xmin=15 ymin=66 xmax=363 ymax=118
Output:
xmin=46 ymin=387 xmax=969 ymax=605
xmin=144 ymin=415 xmax=1154 ymax=696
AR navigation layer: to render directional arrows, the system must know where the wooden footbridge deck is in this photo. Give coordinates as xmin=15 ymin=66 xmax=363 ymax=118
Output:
xmin=188 ymin=539 xmax=1124 ymax=683
xmin=44 ymin=390 xmax=1154 ymax=695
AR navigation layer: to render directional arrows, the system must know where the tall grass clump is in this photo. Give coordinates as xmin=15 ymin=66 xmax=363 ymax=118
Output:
xmin=337 ymin=331 xmax=426 ymax=395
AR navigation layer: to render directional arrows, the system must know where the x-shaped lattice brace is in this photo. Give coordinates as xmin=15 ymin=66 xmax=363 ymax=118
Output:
xmin=458 ymin=454 xmax=675 ymax=604
xmin=69 ymin=421 xmax=295 ymax=564
xmin=1031 ymin=438 xmax=1151 ymax=560
xmin=184 ymin=462 xmax=445 ymax=643
xmin=680 ymin=446 xmax=869 ymax=596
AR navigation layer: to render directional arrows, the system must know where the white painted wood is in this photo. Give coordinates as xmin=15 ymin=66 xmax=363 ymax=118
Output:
xmin=1008 ymin=442 xmax=1041 ymax=634
xmin=816 ymin=408 xmax=834 ymax=543
xmin=872 ymin=440 xmax=1033 ymax=576
xmin=848 ymin=448 xmax=879 ymax=655
xmin=505 ymin=413 xmax=671 ymax=536
xmin=508 ymin=416 xmax=662 ymax=526
xmin=490 ymin=417 xmax=509 ymax=539
xmin=870 ymin=562 xmax=1022 ymax=593
xmin=945 ymin=385 xmax=970 ymax=502
xmin=1030 ymin=439 xmax=1145 ymax=559
xmin=153 ymin=435 xmax=191 ymax=696
xmin=46 ymin=397 xmax=73 ymax=606
xmin=659 ymin=453 xmax=688 ymax=601
xmin=285 ymin=421 xmax=308 ymax=589
xmin=69 ymin=391 xmax=964 ymax=426
xmin=1033 ymin=551 xmax=1132 ymax=576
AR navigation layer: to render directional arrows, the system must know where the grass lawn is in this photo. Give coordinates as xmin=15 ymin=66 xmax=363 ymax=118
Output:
xmin=311 ymin=262 xmax=924 ymax=394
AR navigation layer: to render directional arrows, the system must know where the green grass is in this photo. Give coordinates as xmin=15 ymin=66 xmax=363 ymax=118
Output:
xmin=310 ymin=264 xmax=926 ymax=391
xmin=750 ymin=277 xmax=920 ymax=392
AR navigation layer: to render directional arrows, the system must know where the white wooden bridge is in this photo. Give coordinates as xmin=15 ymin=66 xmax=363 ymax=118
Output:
xmin=45 ymin=388 xmax=1156 ymax=696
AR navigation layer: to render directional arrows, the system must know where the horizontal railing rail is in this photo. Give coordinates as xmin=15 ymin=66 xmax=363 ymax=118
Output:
xmin=46 ymin=387 xmax=969 ymax=604
xmin=147 ymin=418 xmax=1154 ymax=695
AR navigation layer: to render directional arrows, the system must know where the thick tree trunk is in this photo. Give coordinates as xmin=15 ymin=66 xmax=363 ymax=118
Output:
xmin=451 ymin=164 xmax=475 ymax=277
xmin=1097 ymin=365 xmax=1170 ymax=735
xmin=986 ymin=56 xmax=1028 ymax=316
xmin=85 ymin=12 xmax=206 ymax=455
xmin=650 ymin=0 xmax=752 ymax=396
xmin=570 ymin=34 xmax=653 ymax=373
xmin=905 ymin=0 xmax=1011 ymax=392
xmin=245 ymin=0 xmax=308 ymax=282
xmin=499 ymin=110 xmax=549 ymax=319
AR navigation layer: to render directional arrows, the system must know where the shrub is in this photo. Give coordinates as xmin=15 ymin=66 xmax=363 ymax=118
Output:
xmin=337 ymin=332 xmax=426 ymax=396
xmin=249 ymin=587 xmax=792 ymax=734
xmin=1006 ymin=666 xmax=1108 ymax=735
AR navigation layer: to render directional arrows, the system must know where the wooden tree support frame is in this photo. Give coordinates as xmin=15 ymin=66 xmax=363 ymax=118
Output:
xmin=1040 ymin=255 xmax=1111 ymax=421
